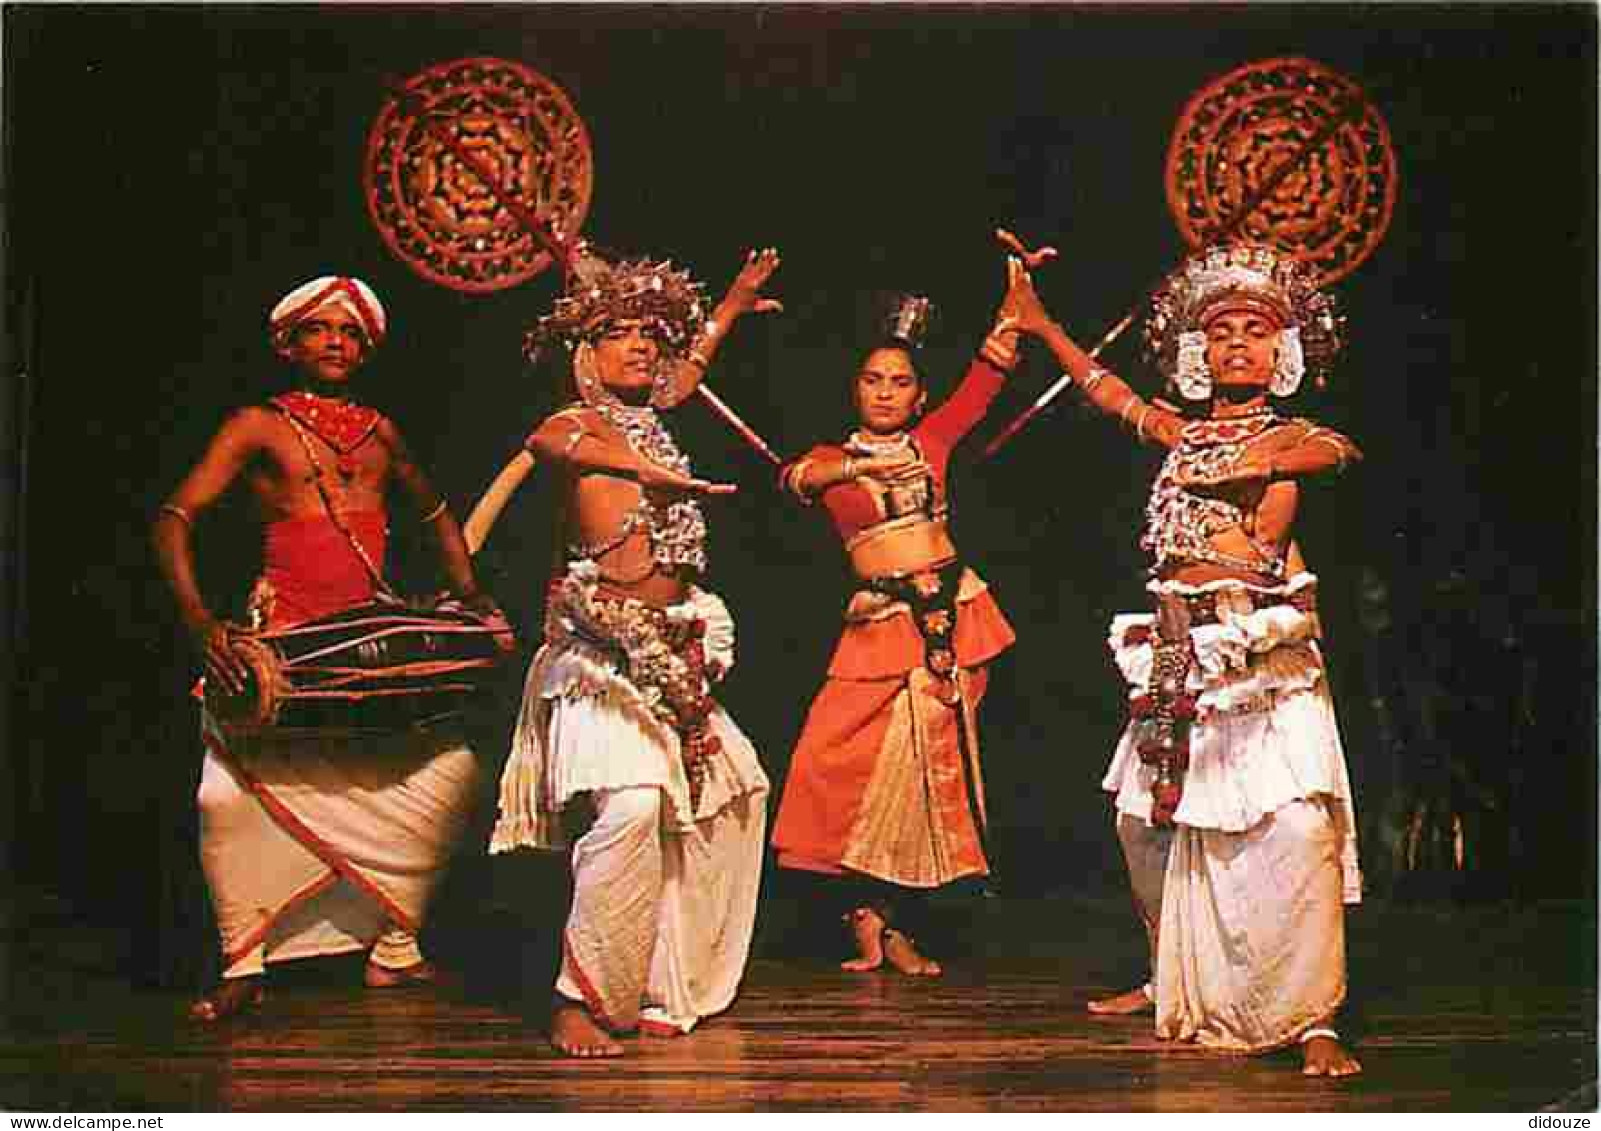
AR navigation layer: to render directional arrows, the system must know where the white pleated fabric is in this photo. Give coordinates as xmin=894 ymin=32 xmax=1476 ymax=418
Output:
xmin=1099 ymin=573 xmax=1360 ymax=1052
xmin=490 ymin=580 xmax=769 ymax=1033
xmin=198 ymin=711 xmax=478 ymax=978
xmin=1101 ymin=573 xmax=1361 ymax=900
xmin=1156 ymin=798 xmax=1349 ymax=1052
xmin=553 ymin=785 xmax=767 ymax=1034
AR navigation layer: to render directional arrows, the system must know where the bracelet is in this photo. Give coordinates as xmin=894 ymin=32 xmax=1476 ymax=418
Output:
xmin=1307 ymin=433 xmax=1351 ymax=468
xmin=419 ymin=500 xmax=448 ymax=524
xmin=685 ymin=348 xmax=711 ymax=370
xmin=781 ymin=457 xmax=819 ymax=503
xmin=1299 ymin=1027 xmax=1340 ymax=1044
xmin=841 ymin=456 xmax=858 ymax=482
xmin=159 ymin=502 xmax=194 ymax=527
xmin=563 ymin=426 xmax=587 ymax=459
xmin=1080 ymin=366 xmax=1108 ymax=393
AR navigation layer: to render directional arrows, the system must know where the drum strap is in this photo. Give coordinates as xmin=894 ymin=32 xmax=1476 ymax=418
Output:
xmin=275 ymin=405 xmax=402 ymax=604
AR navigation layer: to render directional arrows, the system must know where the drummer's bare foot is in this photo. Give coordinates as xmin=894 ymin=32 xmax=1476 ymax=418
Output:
xmin=1301 ymin=1027 xmax=1363 ymax=1077
xmin=364 ymin=959 xmax=440 ymax=988
xmin=882 ymin=928 xmax=942 ymax=977
xmin=1088 ymin=984 xmax=1154 ymax=1016
xmin=840 ymin=906 xmax=887 ymax=972
xmin=549 ymin=999 xmax=623 ymax=1058
xmin=189 ymin=976 xmax=264 ymax=1022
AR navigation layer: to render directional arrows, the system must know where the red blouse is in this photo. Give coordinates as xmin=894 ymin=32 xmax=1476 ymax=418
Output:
xmin=786 ymin=356 xmax=1016 ymax=679
xmin=800 ymin=357 xmax=1008 ymax=541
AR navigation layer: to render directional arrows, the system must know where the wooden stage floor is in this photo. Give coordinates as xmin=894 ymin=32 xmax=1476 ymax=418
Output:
xmin=2 ymin=893 xmax=1594 ymax=1111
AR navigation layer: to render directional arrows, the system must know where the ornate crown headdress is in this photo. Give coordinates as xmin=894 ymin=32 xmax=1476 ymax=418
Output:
xmin=879 ymin=293 xmax=935 ymax=350
xmin=1144 ymin=243 xmax=1343 ymax=399
xmin=524 ymin=242 xmax=708 ymax=361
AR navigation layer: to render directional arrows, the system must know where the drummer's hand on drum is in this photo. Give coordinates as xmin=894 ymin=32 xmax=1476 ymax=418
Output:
xmin=195 ymin=618 xmax=251 ymax=696
xmin=461 ymin=591 xmax=518 ymax=653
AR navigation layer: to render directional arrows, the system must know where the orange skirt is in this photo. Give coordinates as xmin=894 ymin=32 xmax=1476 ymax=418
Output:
xmin=772 ymin=585 xmax=1012 ymax=888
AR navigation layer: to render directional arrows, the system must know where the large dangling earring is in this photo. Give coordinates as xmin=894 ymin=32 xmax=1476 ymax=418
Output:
xmin=649 ymin=360 xmax=673 ymax=409
xmin=1174 ymin=331 xmax=1212 ymax=400
xmin=572 ymin=341 xmax=606 ymax=406
xmin=1270 ymin=326 xmax=1305 ymax=398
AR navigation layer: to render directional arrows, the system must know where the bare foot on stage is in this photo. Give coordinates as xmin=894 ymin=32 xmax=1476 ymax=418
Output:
xmin=189 ymin=976 xmax=264 ymax=1022
xmin=840 ymin=907 xmax=887 ymax=972
xmin=1302 ymin=1032 xmax=1362 ymax=1077
xmin=364 ymin=959 xmax=441 ymax=988
xmin=549 ymin=1000 xmax=623 ymax=1058
xmin=1087 ymin=985 xmax=1154 ymax=1016
xmin=882 ymin=928 xmax=942 ymax=977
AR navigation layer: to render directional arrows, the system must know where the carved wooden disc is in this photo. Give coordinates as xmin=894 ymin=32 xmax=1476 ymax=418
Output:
xmin=365 ymin=57 xmax=593 ymax=293
xmin=1166 ymin=56 xmax=1396 ymax=285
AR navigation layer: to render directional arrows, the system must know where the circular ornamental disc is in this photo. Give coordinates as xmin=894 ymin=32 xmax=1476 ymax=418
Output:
xmin=365 ymin=57 xmax=593 ymax=293
xmin=1165 ymin=56 xmax=1396 ymax=285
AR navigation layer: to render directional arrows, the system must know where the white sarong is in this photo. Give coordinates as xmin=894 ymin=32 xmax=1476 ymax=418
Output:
xmin=198 ymin=711 xmax=479 ymax=978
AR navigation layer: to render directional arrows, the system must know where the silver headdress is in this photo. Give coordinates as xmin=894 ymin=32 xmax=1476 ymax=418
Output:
xmin=881 ymin=293 xmax=935 ymax=350
xmin=1144 ymin=243 xmax=1342 ymax=400
xmin=524 ymin=243 xmax=709 ymax=407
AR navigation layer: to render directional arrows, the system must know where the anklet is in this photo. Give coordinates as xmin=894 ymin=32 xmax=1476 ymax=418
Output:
xmin=1299 ymin=1027 xmax=1340 ymax=1043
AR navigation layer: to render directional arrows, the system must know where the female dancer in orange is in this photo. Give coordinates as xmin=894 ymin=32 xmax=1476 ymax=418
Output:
xmin=771 ymin=247 xmax=1027 ymax=975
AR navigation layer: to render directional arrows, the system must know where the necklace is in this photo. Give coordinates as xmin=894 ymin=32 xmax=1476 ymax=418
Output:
xmin=273 ymin=391 xmax=380 ymax=480
xmin=845 ymin=430 xmax=914 ymax=457
xmin=1180 ymin=407 xmax=1279 ymax=448
xmin=594 ymin=401 xmax=691 ymax=474
xmin=591 ymin=400 xmax=708 ymax=574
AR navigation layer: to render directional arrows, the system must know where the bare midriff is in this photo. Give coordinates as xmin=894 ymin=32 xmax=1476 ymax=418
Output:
xmin=570 ymin=474 xmax=693 ymax=607
xmin=845 ymin=515 xmax=959 ymax=581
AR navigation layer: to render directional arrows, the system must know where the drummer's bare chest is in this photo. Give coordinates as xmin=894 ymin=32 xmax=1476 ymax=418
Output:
xmin=247 ymin=423 xmax=393 ymax=512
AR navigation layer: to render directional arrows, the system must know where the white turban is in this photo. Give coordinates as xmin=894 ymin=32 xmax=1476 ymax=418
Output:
xmin=269 ymin=276 xmax=387 ymax=350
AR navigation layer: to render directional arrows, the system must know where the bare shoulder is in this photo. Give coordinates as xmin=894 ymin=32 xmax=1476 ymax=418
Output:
xmin=228 ymin=403 xmax=281 ymax=432
xmin=546 ymin=404 xmax=605 ymax=432
xmin=533 ymin=404 xmax=618 ymax=446
xmin=209 ymin=404 xmax=282 ymax=450
xmin=372 ymin=411 xmax=404 ymax=444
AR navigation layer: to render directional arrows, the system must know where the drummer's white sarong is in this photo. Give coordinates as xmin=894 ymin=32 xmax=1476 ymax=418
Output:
xmin=198 ymin=711 xmax=479 ymax=978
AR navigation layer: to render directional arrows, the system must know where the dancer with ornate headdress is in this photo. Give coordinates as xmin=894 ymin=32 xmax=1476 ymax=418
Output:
xmin=1001 ymin=241 xmax=1364 ymax=1076
xmin=487 ymin=245 xmax=781 ymax=1057
xmin=769 ymin=244 xmax=1025 ymax=976
xmin=152 ymin=276 xmax=510 ymax=1022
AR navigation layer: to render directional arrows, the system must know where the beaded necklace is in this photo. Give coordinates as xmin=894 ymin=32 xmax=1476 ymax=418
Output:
xmin=272 ymin=391 xmax=380 ymax=481
xmin=573 ymin=400 xmax=708 ymax=574
xmin=1142 ymin=408 xmax=1285 ymax=578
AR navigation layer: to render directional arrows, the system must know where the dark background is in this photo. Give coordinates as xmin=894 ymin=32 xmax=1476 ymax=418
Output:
xmin=3 ymin=4 xmax=1595 ymax=981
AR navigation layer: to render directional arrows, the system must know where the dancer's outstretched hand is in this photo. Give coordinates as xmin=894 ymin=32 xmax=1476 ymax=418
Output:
xmin=995 ymin=227 xmax=1059 ymax=270
xmin=638 ymin=458 xmax=738 ymax=496
xmin=995 ymin=255 xmax=1056 ymax=338
xmin=721 ymin=247 xmax=784 ymax=318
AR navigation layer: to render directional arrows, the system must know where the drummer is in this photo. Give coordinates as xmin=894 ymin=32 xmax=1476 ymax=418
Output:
xmin=152 ymin=275 xmax=509 ymax=1021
